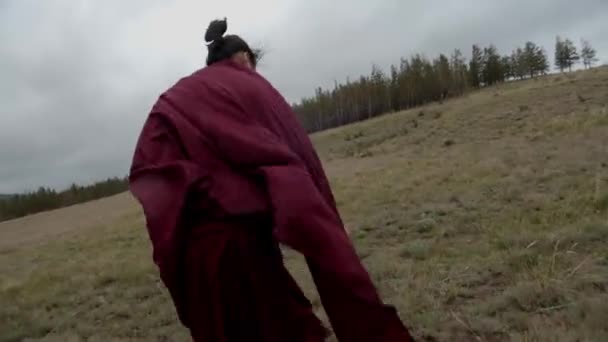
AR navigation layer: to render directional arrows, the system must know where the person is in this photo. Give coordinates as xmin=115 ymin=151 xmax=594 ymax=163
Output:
xmin=129 ymin=18 xmax=414 ymax=342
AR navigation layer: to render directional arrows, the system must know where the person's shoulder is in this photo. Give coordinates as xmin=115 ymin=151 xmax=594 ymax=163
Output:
xmin=157 ymin=67 xmax=212 ymax=102
xmin=171 ymin=67 xmax=208 ymax=88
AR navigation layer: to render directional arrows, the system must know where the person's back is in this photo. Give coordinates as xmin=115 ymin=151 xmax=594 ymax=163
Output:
xmin=169 ymin=55 xmax=340 ymax=219
xmin=130 ymin=19 xmax=414 ymax=342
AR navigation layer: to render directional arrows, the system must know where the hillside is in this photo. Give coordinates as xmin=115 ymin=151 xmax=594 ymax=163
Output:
xmin=1 ymin=67 xmax=607 ymax=341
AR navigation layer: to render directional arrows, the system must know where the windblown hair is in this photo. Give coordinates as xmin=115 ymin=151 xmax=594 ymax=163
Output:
xmin=205 ymin=18 xmax=260 ymax=67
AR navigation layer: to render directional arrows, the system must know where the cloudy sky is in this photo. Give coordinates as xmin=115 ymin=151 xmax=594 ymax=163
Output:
xmin=1 ymin=0 xmax=606 ymax=193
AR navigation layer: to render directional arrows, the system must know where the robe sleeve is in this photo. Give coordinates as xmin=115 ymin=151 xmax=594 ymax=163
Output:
xmin=130 ymin=113 xmax=269 ymax=262
xmin=129 ymin=113 xmax=270 ymax=325
xmin=204 ymin=118 xmax=349 ymax=254
xmin=256 ymin=150 xmax=412 ymax=341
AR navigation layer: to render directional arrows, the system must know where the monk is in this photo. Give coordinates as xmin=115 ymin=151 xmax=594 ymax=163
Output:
xmin=129 ymin=18 xmax=414 ymax=342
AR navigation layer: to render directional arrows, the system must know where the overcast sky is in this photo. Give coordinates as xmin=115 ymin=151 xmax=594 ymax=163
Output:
xmin=1 ymin=0 xmax=607 ymax=193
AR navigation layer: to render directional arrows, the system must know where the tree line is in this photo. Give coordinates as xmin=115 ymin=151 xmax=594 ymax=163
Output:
xmin=0 ymin=177 xmax=128 ymax=222
xmin=293 ymin=36 xmax=598 ymax=132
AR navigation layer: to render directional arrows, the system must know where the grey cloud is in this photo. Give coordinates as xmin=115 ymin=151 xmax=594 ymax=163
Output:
xmin=1 ymin=0 xmax=607 ymax=192
xmin=1 ymin=0 xmax=167 ymax=192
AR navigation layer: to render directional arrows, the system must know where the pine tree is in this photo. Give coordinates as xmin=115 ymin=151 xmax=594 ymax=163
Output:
xmin=555 ymin=36 xmax=566 ymax=72
xmin=511 ymin=48 xmax=526 ymax=80
xmin=436 ymin=54 xmax=452 ymax=99
xmin=468 ymin=45 xmax=483 ymax=88
xmin=501 ymin=56 xmax=513 ymax=80
xmin=370 ymin=64 xmax=389 ymax=115
xmin=523 ymin=42 xmax=537 ymax=78
xmin=580 ymin=39 xmax=598 ymax=69
xmin=409 ymin=54 xmax=427 ymax=105
xmin=424 ymin=59 xmax=441 ymax=101
xmin=450 ymin=49 xmax=468 ymax=95
xmin=533 ymin=45 xmax=550 ymax=76
xmin=519 ymin=42 xmax=548 ymax=78
xmin=389 ymin=64 xmax=400 ymax=111
xmin=562 ymin=38 xmax=580 ymax=72
xmin=482 ymin=45 xmax=502 ymax=85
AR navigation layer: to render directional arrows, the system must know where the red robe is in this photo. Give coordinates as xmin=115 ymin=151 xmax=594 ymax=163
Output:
xmin=130 ymin=59 xmax=414 ymax=341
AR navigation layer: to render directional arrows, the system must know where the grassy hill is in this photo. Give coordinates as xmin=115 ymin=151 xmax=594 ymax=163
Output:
xmin=1 ymin=67 xmax=607 ymax=341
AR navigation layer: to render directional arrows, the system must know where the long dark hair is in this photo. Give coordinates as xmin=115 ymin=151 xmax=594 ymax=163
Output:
xmin=205 ymin=18 xmax=260 ymax=67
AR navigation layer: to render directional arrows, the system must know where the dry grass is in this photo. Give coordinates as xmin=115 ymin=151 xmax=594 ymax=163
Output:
xmin=0 ymin=193 xmax=138 ymax=251
xmin=1 ymin=67 xmax=608 ymax=341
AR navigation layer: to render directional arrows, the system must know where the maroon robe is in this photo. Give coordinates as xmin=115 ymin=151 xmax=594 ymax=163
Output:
xmin=130 ymin=59 xmax=414 ymax=341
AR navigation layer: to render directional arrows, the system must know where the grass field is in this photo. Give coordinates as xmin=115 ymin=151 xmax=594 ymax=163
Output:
xmin=1 ymin=67 xmax=608 ymax=341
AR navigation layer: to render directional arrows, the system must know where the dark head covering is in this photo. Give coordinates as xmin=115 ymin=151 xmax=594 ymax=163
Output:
xmin=205 ymin=18 xmax=259 ymax=67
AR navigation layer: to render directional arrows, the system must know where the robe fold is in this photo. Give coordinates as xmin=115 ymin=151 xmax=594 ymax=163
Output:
xmin=130 ymin=59 xmax=414 ymax=341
